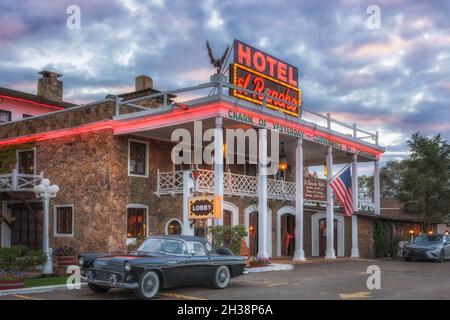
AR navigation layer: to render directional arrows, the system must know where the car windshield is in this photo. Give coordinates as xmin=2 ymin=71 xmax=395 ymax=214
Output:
xmin=137 ymin=238 xmax=188 ymax=255
xmin=413 ymin=235 xmax=443 ymax=245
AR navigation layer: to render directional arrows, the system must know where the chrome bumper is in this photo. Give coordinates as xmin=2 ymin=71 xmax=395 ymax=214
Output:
xmin=83 ymin=277 xmax=139 ymax=289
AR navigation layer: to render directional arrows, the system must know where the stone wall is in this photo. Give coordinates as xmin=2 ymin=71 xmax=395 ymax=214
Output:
xmin=0 ymin=101 xmax=116 ymax=140
xmin=358 ymin=217 xmax=374 ymax=258
xmin=36 ymin=129 xmax=116 ymax=253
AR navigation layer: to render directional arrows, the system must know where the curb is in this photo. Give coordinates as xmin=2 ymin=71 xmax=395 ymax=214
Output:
xmin=0 ymin=282 xmax=87 ymax=297
xmin=245 ymin=263 xmax=294 ymax=273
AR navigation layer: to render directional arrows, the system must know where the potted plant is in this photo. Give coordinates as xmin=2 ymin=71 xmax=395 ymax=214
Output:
xmin=0 ymin=245 xmax=46 ymax=290
xmin=247 ymin=256 xmax=271 ymax=268
xmin=54 ymin=245 xmax=77 ymax=273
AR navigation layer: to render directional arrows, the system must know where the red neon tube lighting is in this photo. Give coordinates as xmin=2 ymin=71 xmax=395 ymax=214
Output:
xmin=0 ymin=95 xmax=65 ymax=110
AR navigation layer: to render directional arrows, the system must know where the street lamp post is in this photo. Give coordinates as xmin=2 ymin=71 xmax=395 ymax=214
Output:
xmin=33 ymin=178 xmax=59 ymax=276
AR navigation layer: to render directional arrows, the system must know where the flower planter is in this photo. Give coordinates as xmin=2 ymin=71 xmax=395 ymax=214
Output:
xmin=0 ymin=278 xmax=25 ymax=290
xmin=56 ymin=255 xmax=77 ymax=274
xmin=56 ymin=255 xmax=77 ymax=266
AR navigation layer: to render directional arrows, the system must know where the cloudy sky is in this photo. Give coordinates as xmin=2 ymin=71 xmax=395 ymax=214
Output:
xmin=1 ymin=0 xmax=449 ymax=168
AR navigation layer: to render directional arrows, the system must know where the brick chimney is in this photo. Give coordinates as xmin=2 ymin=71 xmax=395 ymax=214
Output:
xmin=37 ymin=70 xmax=63 ymax=101
xmin=135 ymin=75 xmax=153 ymax=91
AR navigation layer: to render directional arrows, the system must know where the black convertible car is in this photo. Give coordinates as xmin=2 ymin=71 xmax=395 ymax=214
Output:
xmin=78 ymin=235 xmax=247 ymax=299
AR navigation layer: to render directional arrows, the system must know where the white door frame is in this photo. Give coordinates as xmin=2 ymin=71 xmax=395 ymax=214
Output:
xmin=223 ymin=201 xmax=239 ymax=226
xmin=311 ymin=212 xmax=345 ymax=257
xmin=244 ymin=203 xmax=272 ymax=257
xmin=276 ymin=206 xmax=296 ymax=257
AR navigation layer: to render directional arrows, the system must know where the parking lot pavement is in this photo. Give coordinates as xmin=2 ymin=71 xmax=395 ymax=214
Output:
xmin=3 ymin=259 xmax=450 ymax=300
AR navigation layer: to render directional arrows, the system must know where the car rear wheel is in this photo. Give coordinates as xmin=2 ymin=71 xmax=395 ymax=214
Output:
xmin=212 ymin=266 xmax=230 ymax=289
xmin=88 ymin=282 xmax=110 ymax=293
xmin=134 ymin=270 xmax=160 ymax=300
xmin=439 ymin=250 xmax=445 ymax=263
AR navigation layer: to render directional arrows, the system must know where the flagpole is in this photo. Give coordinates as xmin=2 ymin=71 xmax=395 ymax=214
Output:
xmin=327 ymin=162 xmax=352 ymax=183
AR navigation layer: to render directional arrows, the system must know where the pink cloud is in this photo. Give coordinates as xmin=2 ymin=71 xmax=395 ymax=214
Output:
xmin=0 ymin=16 xmax=26 ymax=43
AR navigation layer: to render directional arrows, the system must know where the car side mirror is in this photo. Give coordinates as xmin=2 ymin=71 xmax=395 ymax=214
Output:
xmin=190 ymin=250 xmax=196 ymax=256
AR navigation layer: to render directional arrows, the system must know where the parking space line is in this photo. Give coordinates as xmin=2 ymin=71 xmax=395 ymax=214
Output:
xmin=13 ymin=294 xmax=44 ymax=300
xmin=266 ymin=282 xmax=289 ymax=287
xmin=158 ymin=292 xmax=207 ymax=300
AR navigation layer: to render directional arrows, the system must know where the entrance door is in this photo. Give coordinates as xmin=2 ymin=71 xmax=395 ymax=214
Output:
xmin=11 ymin=203 xmax=43 ymax=250
xmin=318 ymin=218 xmax=337 ymax=257
xmin=249 ymin=212 xmax=258 ymax=256
xmin=281 ymin=214 xmax=295 ymax=256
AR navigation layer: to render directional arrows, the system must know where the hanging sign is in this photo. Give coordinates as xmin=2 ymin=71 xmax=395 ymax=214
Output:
xmin=189 ymin=195 xmax=222 ymax=219
xmin=229 ymin=39 xmax=301 ymax=117
xmin=303 ymin=177 xmax=327 ymax=202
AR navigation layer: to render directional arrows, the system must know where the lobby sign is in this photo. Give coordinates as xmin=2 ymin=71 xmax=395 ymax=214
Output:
xmin=189 ymin=195 xmax=222 ymax=219
xmin=229 ymin=39 xmax=301 ymax=117
xmin=304 ymin=177 xmax=326 ymax=202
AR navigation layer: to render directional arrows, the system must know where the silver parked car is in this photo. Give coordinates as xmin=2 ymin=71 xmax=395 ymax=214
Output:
xmin=403 ymin=234 xmax=450 ymax=262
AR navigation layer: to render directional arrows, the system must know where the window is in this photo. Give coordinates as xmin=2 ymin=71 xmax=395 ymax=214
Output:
xmin=187 ymin=242 xmax=207 ymax=256
xmin=128 ymin=140 xmax=148 ymax=176
xmin=166 ymin=219 xmax=182 ymax=235
xmin=127 ymin=207 xmax=147 ymax=238
xmin=54 ymin=205 xmax=74 ymax=237
xmin=17 ymin=149 xmax=35 ymax=175
xmin=0 ymin=110 xmax=11 ymax=123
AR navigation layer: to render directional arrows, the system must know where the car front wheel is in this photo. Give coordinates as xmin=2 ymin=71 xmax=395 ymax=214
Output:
xmin=88 ymin=282 xmax=110 ymax=293
xmin=134 ymin=270 xmax=160 ymax=300
xmin=439 ymin=250 xmax=445 ymax=263
xmin=212 ymin=266 xmax=231 ymax=289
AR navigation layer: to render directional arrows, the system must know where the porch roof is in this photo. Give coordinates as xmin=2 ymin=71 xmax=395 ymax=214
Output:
xmin=113 ymin=94 xmax=384 ymax=165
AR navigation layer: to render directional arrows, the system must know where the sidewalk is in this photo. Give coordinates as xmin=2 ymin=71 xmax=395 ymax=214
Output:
xmin=271 ymin=257 xmax=378 ymax=265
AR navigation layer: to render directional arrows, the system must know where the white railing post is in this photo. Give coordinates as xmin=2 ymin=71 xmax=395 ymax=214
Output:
xmin=11 ymin=169 xmax=18 ymax=191
xmin=374 ymin=160 xmax=381 ymax=215
xmin=156 ymin=169 xmax=161 ymax=193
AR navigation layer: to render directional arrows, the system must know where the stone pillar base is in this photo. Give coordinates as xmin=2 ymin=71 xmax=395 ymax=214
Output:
xmin=325 ymin=249 xmax=336 ymax=259
xmin=351 ymin=249 xmax=360 ymax=258
xmin=293 ymin=250 xmax=306 ymax=261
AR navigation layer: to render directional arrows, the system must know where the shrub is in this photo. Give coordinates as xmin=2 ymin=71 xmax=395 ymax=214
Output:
xmin=0 ymin=245 xmax=46 ymax=273
xmin=127 ymin=234 xmax=146 ymax=253
xmin=209 ymin=225 xmax=248 ymax=255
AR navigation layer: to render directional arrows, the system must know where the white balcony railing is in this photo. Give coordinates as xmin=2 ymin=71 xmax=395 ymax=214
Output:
xmin=155 ymin=169 xmax=375 ymax=212
xmin=0 ymin=169 xmax=44 ymax=192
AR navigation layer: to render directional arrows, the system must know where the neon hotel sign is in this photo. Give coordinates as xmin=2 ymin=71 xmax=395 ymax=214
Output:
xmin=230 ymin=39 xmax=301 ymax=117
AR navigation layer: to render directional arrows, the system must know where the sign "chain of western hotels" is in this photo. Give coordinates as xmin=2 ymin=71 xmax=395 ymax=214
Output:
xmin=227 ymin=109 xmax=379 ymax=159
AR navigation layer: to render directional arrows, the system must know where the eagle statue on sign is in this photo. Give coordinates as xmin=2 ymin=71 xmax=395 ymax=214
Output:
xmin=206 ymin=40 xmax=230 ymax=74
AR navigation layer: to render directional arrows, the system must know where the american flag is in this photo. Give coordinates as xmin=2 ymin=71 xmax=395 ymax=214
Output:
xmin=330 ymin=166 xmax=354 ymax=216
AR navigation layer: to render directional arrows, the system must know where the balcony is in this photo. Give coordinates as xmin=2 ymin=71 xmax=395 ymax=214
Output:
xmin=155 ymin=169 xmax=375 ymax=212
xmin=0 ymin=169 xmax=44 ymax=192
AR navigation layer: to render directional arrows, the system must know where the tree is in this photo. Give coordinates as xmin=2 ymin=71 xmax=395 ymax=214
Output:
xmin=398 ymin=133 xmax=450 ymax=226
xmin=358 ymin=160 xmax=407 ymax=199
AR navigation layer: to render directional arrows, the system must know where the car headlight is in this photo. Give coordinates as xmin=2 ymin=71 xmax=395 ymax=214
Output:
xmin=78 ymin=257 xmax=85 ymax=266
xmin=124 ymin=262 xmax=132 ymax=272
